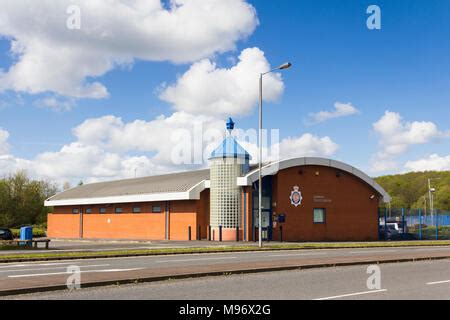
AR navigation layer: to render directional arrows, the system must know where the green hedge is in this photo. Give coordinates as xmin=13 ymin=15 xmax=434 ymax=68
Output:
xmin=10 ymin=226 xmax=47 ymax=238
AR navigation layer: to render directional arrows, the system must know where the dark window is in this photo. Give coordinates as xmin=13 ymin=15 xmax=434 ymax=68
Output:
xmin=115 ymin=207 xmax=123 ymax=214
xmin=85 ymin=208 xmax=92 ymax=214
xmin=133 ymin=207 xmax=141 ymax=213
xmin=99 ymin=208 xmax=107 ymax=214
xmin=72 ymin=208 xmax=79 ymax=214
xmin=313 ymin=208 xmax=326 ymax=224
xmin=152 ymin=205 xmax=162 ymax=213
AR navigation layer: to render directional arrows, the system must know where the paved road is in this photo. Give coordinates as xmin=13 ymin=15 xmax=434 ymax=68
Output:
xmin=0 ymin=246 xmax=449 ymax=295
xmin=4 ymin=260 xmax=450 ymax=300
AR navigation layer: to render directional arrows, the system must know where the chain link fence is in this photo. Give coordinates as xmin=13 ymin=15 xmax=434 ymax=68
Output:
xmin=378 ymin=208 xmax=450 ymax=240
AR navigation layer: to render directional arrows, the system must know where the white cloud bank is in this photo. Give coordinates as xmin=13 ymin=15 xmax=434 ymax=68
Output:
xmin=308 ymin=102 xmax=360 ymax=124
xmin=404 ymin=154 xmax=450 ymax=172
xmin=159 ymin=47 xmax=284 ymax=116
xmin=0 ymin=128 xmax=10 ymax=155
xmin=371 ymin=111 xmax=449 ymax=172
xmin=0 ymin=115 xmax=339 ymax=185
xmin=0 ymin=0 xmax=258 ymax=98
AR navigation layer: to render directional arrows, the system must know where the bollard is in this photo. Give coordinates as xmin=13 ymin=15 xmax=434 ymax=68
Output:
xmin=236 ymin=226 xmax=239 ymax=242
xmin=279 ymin=225 xmax=283 ymax=242
xmin=219 ymin=226 xmax=222 ymax=242
xmin=188 ymin=226 xmax=191 ymax=241
xmin=254 ymin=227 xmax=258 ymax=242
xmin=208 ymin=225 xmax=211 ymax=241
xmin=198 ymin=225 xmax=201 ymax=240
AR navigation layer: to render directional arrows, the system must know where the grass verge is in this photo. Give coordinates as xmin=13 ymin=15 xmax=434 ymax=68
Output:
xmin=0 ymin=240 xmax=449 ymax=262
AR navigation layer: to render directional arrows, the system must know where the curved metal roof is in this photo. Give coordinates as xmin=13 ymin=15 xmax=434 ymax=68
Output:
xmin=237 ymin=157 xmax=391 ymax=203
xmin=45 ymin=157 xmax=391 ymax=206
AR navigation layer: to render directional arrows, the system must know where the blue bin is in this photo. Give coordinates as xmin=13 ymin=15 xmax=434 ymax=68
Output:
xmin=19 ymin=226 xmax=33 ymax=246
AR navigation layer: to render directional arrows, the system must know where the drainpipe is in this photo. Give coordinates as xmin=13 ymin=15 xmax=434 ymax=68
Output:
xmin=165 ymin=201 xmax=170 ymax=240
xmin=79 ymin=206 xmax=83 ymax=239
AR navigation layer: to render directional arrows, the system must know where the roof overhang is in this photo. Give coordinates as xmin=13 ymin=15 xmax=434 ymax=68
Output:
xmin=237 ymin=157 xmax=391 ymax=203
xmin=45 ymin=180 xmax=209 ymax=207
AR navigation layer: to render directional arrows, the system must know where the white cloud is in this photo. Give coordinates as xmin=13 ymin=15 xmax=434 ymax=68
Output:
xmin=33 ymin=96 xmax=76 ymax=112
xmin=309 ymin=102 xmax=360 ymax=124
xmin=72 ymin=112 xmax=224 ymax=160
xmin=404 ymin=154 xmax=450 ymax=172
xmin=371 ymin=111 xmax=448 ymax=172
xmin=159 ymin=47 xmax=284 ymax=116
xmin=237 ymin=133 xmax=339 ymax=164
xmin=0 ymin=113 xmax=340 ymax=185
xmin=0 ymin=0 xmax=258 ymax=98
xmin=0 ymin=128 xmax=10 ymax=155
xmin=278 ymin=134 xmax=339 ymax=159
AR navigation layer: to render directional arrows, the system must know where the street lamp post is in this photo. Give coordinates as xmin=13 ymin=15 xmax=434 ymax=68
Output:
xmin=428 ymin=177 xmax=441 ymax=224
xmin=258 ymin=62 xmax=292 ymax=248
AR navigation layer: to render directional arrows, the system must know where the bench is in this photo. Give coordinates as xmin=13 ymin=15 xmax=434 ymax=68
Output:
xmin=12 ymin=239 xmax=51 ymax=249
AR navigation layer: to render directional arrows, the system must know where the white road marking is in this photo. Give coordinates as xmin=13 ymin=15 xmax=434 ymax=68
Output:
xmin=8 ymin=267 xmax=144 ymax=278
xmin=349 ymin=250 xmax=397 ymax=254
xmin=156 ymin=257 xmax=237 ymax=263
xmin=415 ymin=248 xmax=450 ymax=251
xmin=0 ymin=262 xmax=76 ymax=269
xmin=426 ymin=280 xmax=450 ymax=285
xmin=0 ymin=264 xmax=27 ymax=269
xmin=314 ymin=289 xmax=387 ymax=300
xmin=268 ymin=252 xmax=327 ymax=257
xmin=0 ymin=264 xmax=110 ymax=274
xmin=93 ymin=268 xmax=144 ymax=273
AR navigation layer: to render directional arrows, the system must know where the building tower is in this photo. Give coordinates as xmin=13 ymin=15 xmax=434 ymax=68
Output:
xmin=209 ymin=118 xmax=251 ymax=240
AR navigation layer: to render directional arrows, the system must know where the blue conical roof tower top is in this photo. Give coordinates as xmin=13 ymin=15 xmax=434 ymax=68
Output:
xmin=209 ymin=118 xmax=251 ymax=160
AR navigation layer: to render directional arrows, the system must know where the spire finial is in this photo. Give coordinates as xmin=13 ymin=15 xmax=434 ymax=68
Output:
xmin=226 ymin=117 xmax=235 ymax=133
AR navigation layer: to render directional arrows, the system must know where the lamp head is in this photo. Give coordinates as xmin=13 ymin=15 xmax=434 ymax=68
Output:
xmin=278 ymin=62 xmax=292 ymax=70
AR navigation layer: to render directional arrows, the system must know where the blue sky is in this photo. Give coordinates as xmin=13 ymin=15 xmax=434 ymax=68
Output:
xmin=0 ymin=0 xmax=449 ymax=184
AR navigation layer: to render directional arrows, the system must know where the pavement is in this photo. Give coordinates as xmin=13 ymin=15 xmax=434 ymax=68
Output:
xmin=2 ymin=239 xmax=449 ymax=256
xmin=5 ymin=259 xmax=449 ymax=300
xmin=0 ymin=239 xmax=249 ymax=255
xmin=0 ymin=245 xmax=449 ymax=297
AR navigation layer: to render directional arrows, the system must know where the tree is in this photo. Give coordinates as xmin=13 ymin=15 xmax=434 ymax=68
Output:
xmin=0 ymin=171 xmax=57 ymax=228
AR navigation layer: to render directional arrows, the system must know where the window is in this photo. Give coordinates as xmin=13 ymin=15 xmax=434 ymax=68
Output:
xmin=115 ymin=207 xmax=123 ymax=214
xmin=72 ymin=208 xmax=79 ymax=214
xmin=152 ymin=205 xmax=162 ymax=213
xmin=99 ymin=208 xmax=107 ymax=214
xmin=313 ymin=208 xmax=326 ymax=224
xmin=85 ymin=208 xmax=92 ymax=214
xmin=133 ymin=206 xmax=141 ymax=213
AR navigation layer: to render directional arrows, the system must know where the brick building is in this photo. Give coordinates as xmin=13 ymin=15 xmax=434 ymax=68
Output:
xmin=45 ymin=120 xmax=391 ymax=242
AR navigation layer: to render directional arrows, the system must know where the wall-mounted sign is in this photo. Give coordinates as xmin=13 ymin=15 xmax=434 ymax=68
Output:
xmin=290 ymin=186 xmax=303 ymax=207
xmin=313 ymin=195 xmax=332 ymax=203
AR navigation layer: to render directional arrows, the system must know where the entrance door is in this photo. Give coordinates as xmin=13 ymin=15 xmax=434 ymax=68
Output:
xmin=261 ymin=209 xmax=272 ymax=241
xmin=253 ymin=209 xmax=273 ymax=241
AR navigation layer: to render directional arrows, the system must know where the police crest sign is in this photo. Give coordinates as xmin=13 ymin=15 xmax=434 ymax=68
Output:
xmin=290 ymin=186 xmax=303 ymax=207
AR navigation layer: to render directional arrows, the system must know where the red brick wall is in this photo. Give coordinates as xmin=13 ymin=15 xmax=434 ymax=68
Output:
xmin=47 ymin=194 xmax=210 ymax=240
xmin=271 ymin=165 xmax=380 ymax=241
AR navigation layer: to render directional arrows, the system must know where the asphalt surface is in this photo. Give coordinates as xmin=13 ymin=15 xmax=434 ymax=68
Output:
xmin=4 ymin=260 xmax=449 ymax=300
xmin=0 ymin=246 xmax=449 ymax=295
